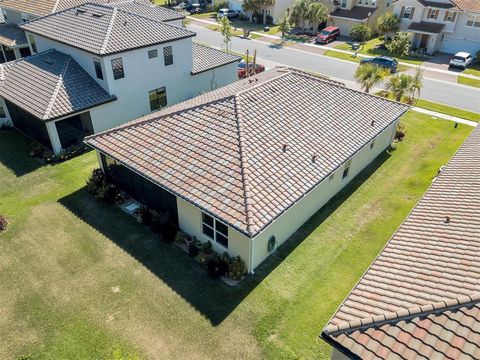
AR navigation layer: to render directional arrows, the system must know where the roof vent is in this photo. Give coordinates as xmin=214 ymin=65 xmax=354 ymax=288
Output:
xmin=371 ymin=120 xmax=375 ymax=126
xmin=311 ymin=155 xmax=317 ymax=163
xmin=123 ymin=20 xmax=128 ymax=26
xmin=444 ymin=216 xmax=451 ymax=224
xmin=75 ymin=9 xmax=86 ymax=15
xmin=282 ymin=144 xmax=288 ymax=152
xmin=43 ymin=57 xmax=55 ymax=65
xmin=92 ymin=13 xmax=104 ymax=18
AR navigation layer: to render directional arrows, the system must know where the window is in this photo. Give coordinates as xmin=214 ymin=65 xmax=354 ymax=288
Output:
xmin=445 ymin=11 xmax=455 ymax=22
xmin=0 ymin=104 xmax=6 ymax=118
xmin=427 ymin=9 xmax=438 ymax=19
xmin=342 ymin=160 xmax=351 ymax=179
xmin=163 ymin=46 xmax=173 ymax=66
xmin=149 ymin=87 xmax=167 ymax=111
xmin=358 ymin=0 xmax=362 ymax=5
xmin=387 ymin=0 xmax=391 ymax=7
xmin=19 ymin=47 xmax=31 ymax=58
xmin=466 ymin=14 xmax=480 ymax=27
xmin=202 ymin=212 xmax=228 ymax=248
xmin=21 ymin=13 xmax=29 ymax=22
xmin=111 ymin=57 xmax=125 ymax=80
xmin=403 ymin=6 xmax=413 ymax=19
xmin=93 ymin=58 xmax=103 ymax=80
xmin=341 ymin=0 xmax=347 ymax=8
xmin=28 ymin=34 xmax=37 ymax=53
xmin=371 ymin=0 xmax=376 ymax=6
xmin=148 ymin=49 xmax=158 ymax=59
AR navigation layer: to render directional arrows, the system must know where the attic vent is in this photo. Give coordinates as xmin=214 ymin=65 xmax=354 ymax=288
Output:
xmin=91 ymin=13 xmax=104 ymax=18
xmin=444 ymin=216 xmax=451 ymax=223
xmin=282 ymin=144 xmax=288 ymax=152
xmin=123 ymin=20 xmax=128 ymax=26
xmin=311 ymin=155 xmax=317 ymax=163
xmin=75 ymin=9 xmax=86 ymax=15
xmin=43 ymin=57 xmax=55 ymax=65
xmin=371 ymin=120 xmax=375 ymax=126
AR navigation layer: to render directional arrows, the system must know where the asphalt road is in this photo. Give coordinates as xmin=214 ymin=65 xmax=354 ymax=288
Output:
xmin=190 ymin=24 xmax=480 ymax=113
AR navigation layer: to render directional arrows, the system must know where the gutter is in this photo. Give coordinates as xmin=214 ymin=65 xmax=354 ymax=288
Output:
xmin=320 ymin=331 xmax=361 ymax=360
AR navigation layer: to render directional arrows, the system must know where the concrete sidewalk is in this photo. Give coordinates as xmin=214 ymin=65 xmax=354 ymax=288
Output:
xmin=411 ymin=107 xmax=478 ymax=127
xmin=188 ymin=16 xmax=480 ymax=82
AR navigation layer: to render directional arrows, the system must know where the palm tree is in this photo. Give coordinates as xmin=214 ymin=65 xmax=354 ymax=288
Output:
xmin=242 ymin=0 xmax=258 ymax=22
xmin=385 ymin=73 xmax=414 ymax=102
xmin=277 ymin=12 xmax=293 ymax=43
xmin=306 ymin=2 xmax=328 ymax=31
xmin=409 ymin=67 xmax=423 ymax=104
xmin=377 ymin=12 xmax=400 ymax=43
xmin=259 ymin=0 xmax=276 ymax=25
xmin=354 ymin=64 xmax=389 ymax=93
xmin=291 ymin=0 xmax=311 ymax=31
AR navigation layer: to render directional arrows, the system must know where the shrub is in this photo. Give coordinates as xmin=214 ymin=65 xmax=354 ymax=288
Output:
xmin=43 ymin=144 xmax=90 ymax=164
xmin=207 ymin=254 xmax=229 ymax=278
xmin=213 ymin=0 xmax=229 ymax=13
xmin=189 ymin=242 xmax=199 ymax=257
xmin=203 ymin=240 xmax=213 ymax=254
xmin=395 ymin=123 xmax=406 ymax=141
xmin=0 ymin=123 xmax=12 ymax=132
xmin=349 ymin=24 xmax=372 ymax=42
xmin=266 ymin=14 xmax=273 ymax=25
xmin=0 ymin=215 xmax=7 ymax=232
xmin=86 ymin=169 xmax=121 ymax=204
xmin=227 ymin=256 xmax=247 ymax=280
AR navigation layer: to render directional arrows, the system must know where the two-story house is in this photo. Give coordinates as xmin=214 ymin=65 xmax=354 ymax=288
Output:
xmin=0 ymin=0 xmax=184 ymax=62
xmin=393 ymin=0 xmax=480 ymax=54
xmin=0 ymin=2 xmax=240 ymax=154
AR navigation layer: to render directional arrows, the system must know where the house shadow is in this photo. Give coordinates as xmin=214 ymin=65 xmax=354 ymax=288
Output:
xmin=58 ymin=149 xmax=392 ymax=326
xmin=0 ymin=129 xmax=44 ymax=177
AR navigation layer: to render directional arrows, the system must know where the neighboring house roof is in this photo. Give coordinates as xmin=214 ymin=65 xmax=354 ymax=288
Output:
xmin=19 ymin=3 xmax=194 ymax=56
xmin=451 ymin=0 xmax=480 ymax=13
xmin=85 ymin=67 xmax=409 ymax=237
xmin=0 ymin=24 xmax=28 ymax=47
xmin=109 ymin=1 xmax=184 ymax=22
xmin=331 ymin=6 xmax=377 ymax=20
xmin=408 ymin=21 xmax=446 ymax=33
xmin=417 ymin=0 xmax=458 ymax=8
xmin=0 ymin=49 xmax=116 ymax=120
xmin=322 ymin=126 xmax=480 ymax=359
xmin=191 ymin=43 xmax=241 ymax=75
xmin=0 ymin=0 xmax=156 ymax=17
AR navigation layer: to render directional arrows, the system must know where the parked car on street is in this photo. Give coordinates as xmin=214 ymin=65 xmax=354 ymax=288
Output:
xmin=316 ymin=27 xmax=340 ymax=44
xmin=360 ymin=56 xmax=398 ymax=73
xmin=449 ymin=52 xmax=473 ymax=70
xmin=217 ymin=8 xmax=238 ymax=18
xmin=238 ymin=60 xmax=265 ymax=78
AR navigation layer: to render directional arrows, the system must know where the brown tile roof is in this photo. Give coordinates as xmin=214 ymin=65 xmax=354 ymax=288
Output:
xmin=191 ymin=43 xmax=241 ymax=74
xmin=408 ymin=21 xmax=446 ymax=33
xmin=331 ymin=6 xmax=377 ymax=20
xmin=20 ymin=3 xmax=194 ymax=56
xmin=451 ymin=0 xmax=480 ymax=13
xmin=0 ymin=49 xmax=116 ymax=120
xmin=0 ymin=24 xmax=27 ymax=47
xmin=85 ymin=67 xmax=409 ymax=237
xmin=322 ymin=126 xmax=480 ymax=359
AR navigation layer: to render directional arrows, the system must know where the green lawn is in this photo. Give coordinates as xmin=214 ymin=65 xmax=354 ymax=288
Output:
xmin=463 ymin=62 xmax=480 ymax=77
xmin=414 ymin=99 xmax=480 ymax=122
xmin=334 ymin=37 xmax=424 ymax=65
xmin=323 ymin=50 xmax=409 ymax=72
xmin=458 ymin=75 xmax=480 ymax=88
xmin=0 ymin=113 xmax=472 ymax=359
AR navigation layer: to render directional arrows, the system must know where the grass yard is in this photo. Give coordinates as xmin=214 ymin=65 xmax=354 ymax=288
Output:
xmin=323 ymin=50 xmax=409 ymax=72
xmin=414 ymin=99 xmax=480 ymax=122
xmin=0 ymin=113 xmax=472 ymax=359
xmin=334 ymin=37 xmax=424 ymax=65
xmin=463 ymin=62 xmax=480 ymax=77
xmin=458 ymin=75 xmax=480 ymax=88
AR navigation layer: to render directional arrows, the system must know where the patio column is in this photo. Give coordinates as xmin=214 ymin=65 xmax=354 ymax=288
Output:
xmin=46 ymin=121 xmax=62 ymax=154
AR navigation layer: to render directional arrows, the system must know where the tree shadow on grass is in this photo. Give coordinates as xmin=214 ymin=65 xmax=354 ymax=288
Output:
xmin=58 ymin=150 xmax=391 ymax=326
xmin=0 ymin=129 xmax=44 ymax=177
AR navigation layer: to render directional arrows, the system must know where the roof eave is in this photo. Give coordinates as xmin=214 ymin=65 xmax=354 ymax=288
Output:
xmin=320 ymin=331 xmax=362 ymax=360
xmin=191 ymin=58 xmax=241 ymax=75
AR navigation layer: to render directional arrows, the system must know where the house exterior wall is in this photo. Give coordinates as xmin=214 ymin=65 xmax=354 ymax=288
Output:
xmin=174 ymin=119 xmax=398 ymax=273
xmin=0 ymin=96 xmax=12 ymax=127
xmin=2 ymin=9 xmax=37 ymax=25
xmin=440 ymin=12 xmax=480 ymax=54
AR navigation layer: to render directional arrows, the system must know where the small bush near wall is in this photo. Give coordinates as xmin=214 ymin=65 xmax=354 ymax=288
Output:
xmin=395 ymin=123 xmax=406 ymax=142
xmin=0 ymin=123 xmax=12 ymax=132
xmin=0 ymin=215 xmax=8 ymax=232
xmin=29 ymin=142 xmax=90 ymax=164
xmin=86 ymin=169 xmax=123 ymax=204
xmin=135 ymin=206 xmax=177 ymax=242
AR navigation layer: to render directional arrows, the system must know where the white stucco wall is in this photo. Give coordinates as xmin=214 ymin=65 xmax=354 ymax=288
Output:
xmin=174 ymin=120 xmax=398 ymax=273
xmin=441 ymin=13 xmax=480 ymax=54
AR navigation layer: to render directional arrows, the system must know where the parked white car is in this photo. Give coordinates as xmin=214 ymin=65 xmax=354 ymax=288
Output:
xmin=449 ymin=52 xmax=473 ymax=70
xmin=217 ymin=8 xmax=238 ymax=18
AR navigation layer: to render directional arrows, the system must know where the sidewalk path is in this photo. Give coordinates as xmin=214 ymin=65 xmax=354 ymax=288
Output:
xmin=188 ymin=16 xmax=480 ymax=81
xmin=411 ymin=107 xmax=478 ymax=127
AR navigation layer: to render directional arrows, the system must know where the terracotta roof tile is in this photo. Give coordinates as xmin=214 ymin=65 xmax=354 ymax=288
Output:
xmin=451 ymin=0 xmax=480 ymax=12
xmin=322 ymin=127 xmax=480 ymax=359
xmin=86 ymin=67 xmax=409 ymax=237
xmin=408 ymin=21 xmax=446 ymax=33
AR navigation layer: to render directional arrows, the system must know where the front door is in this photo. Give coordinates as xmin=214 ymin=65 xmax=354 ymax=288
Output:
xmin=419 ymin=34 xmax=429 ymax=48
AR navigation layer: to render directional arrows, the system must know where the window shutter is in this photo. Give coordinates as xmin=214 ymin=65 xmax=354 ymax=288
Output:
xmin=452 ymin=12 xmax=456 ymax=21
xmin=400 ymin=6 xmax=405 ymax=18
xmin=427 ymin=9 xmax=432 ymax=18
xmin=434 ymin=10 xmax=438 ymax=19
xmin=410 ymin=7 xmax=415 ymax=19
xmin=444 ymin=11 xmax=448 ymax=21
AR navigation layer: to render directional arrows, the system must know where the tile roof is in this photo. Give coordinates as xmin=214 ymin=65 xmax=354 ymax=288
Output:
xmin=451 ymin=0 xmax=480 ymax=12
xmin=417 ymin=0 xmax=458 ymax=8
xmin=408 ymin=21 xmax=446 ymax=33
xmin=191 ymin=43 xmax=241 ymax=74
xmin=85 ymin=67 xmax=409 ymax=237
xmin=331 ymin=6 xmax=377 ymax=20
xmin=19 ymin=3 xmax=194 ymax=56
xmin=0 ymin=24 xmax=28 ymax=47
xmin=0 ymin=0 xmax=158 ymax=17
xmin=322 ymin=126 xmax=480 ymax=359
xmin=108 ymin=1 xmax=184 ymax=22
xmin=0 ymin=49 xmax=116 ymax=120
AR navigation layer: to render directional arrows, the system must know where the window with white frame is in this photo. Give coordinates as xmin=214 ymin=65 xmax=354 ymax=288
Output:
xmin=359 ymin=0 xmax=363 ymax=5
xmin=466 ymin=14 xmax=480 ymax=27
xmin=202 ymin=212 xmax=228 ymax=248
xmin=111 ymin=57 xmax=125 ymax=80
xmin=341 ymin=0 xmax=347 ymax=8
xmin=163 ymin=46 xmax=173 ymax=66
xmin=149 ymin=87 xmax=167 ymax=111
xmin=371 ymin=0 xmax=376 ymax=6
xmin=403 ymin=6 xmax=413 ymax=18
xmin=148 ymin=49 xmax=158 ymax=59
xmin=93 ymin=58 xmax=103 ymax=80
xmin=427 ymin=9 xmax=438 ymax=19
xmin=445 ymin=11 xmax=454 ymax=21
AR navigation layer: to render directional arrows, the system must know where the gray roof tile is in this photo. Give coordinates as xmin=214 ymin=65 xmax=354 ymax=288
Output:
xmin=0 ymin=49 xmax=116 ymax=120
xmin=191 ymin=43 xmax=241 ymax=74
xmin=20 ymin=3 xmax=194 ymax=55
xmin=323 ymin=126 xmax=480 ymax=359
xmin=0 ymin=24 xmax=27 ymax=47
xmin=86 ymin=67 xmax=409 ymax=237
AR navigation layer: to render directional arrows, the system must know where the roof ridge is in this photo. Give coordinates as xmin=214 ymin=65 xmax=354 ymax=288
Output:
xmin=100 ymin=6 xmax=118 ymax=55
xmin=44 ymin=54 xmax=71 ymax=120
xmin=233 ymin=96 xmax=255 ymax=236
xmin=324 ymin=293 xmax=480 ymax=337
xmin=236 ymin=66 xmax=291 ymax=96
xmin=52 ymin=0 xmax=62 ymax=13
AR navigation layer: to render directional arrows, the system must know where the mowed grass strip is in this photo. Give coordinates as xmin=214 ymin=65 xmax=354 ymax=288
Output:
xmin=0 ymin=112 xmax=472 ymax=359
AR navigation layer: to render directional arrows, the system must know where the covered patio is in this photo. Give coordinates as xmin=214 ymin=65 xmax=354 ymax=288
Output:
xmin=0 ymin=23 xmax=31 ymax=62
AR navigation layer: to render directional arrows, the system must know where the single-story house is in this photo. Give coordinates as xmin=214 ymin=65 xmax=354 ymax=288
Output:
xmin=85 ymin=67 xmax=409 ymax=273
xmin=322 ymin=126 xmax=480 ymax=359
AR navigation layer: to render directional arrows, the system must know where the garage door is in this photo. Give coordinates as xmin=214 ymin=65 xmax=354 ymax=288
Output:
xmin=441 ymin=36 xmax=480 ymax=55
